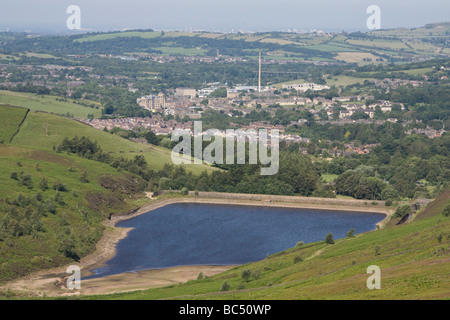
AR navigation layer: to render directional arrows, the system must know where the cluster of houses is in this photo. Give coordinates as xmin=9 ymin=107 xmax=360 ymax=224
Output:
xmin=136 ymin=84 xmax=404 ymax=123
xmin=405 ymin=127 xmax=446 ymax=139
xmin=80 ymin=115 xmax=193 ymax=135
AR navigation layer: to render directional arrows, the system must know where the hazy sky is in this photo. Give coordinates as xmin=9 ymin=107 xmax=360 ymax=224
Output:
xmin=0 ymin=0 xmax=449 ymax=33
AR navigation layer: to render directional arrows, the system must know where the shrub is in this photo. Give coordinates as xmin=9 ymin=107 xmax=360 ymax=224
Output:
xmin=54 ymin=192 xmax=65 ymax=205
xmin=220 ymin=281 xmax=230 ymax=291
xmin=385 ymin=199 xmax=393 ymax=206
xmin=293 ymin=255 xmax=303 ymax=264
xmin=197 ymin=272 xmax=204 ymax=280
xmin=296 ymin=241 xmax=305 ymax=247
xmin=45 ymin=199 xmax=57 ymax=214
xmin=10 ymin=172 xmax=19 ymax=180
xmin=19 ymin=174 xmax=33 ymax=189
xmin=375 ymin=245 xmax=381 ymax=255
xmin=325 ymin=232 xmax=334 ymax=244
xmin=53 ymin=180 xmax=68 ymax=192
xmin=241 ymin=269 xmax=251 ymax=282
xmin=236 ymin=283 xmax=246 ymax=290
xmin=39 ymin=178 xmax=49 ymax=191
xmin=442 ymin=205 xmax=450 ymax=217
xmin=180 ymin=187 xmax=188 ymax=195
xmin=79 ymin=171 xmax=89 ymax=183
xmin=393 ymin=204 xmax=411 ymax=218
xmin=346 ymin=228 xmax=355 ymax=238
xmin=251 ymin=269 xmax=261 ymax=280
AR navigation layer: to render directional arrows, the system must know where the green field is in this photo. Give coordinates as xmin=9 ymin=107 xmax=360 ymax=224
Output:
xmin=0 ymin=105 xmax=28 ymax=143
xmin=321 ymin=173 xmax=338 ymax=183
xmin=11 ymin=111 xmax=216 ymax=174
xmin=0 ymin=91 xmax=102 ymax=119
xmin=76 ymin=31 xmax=162 ymax=43
xmin=84 ymin=190 xmax=450 ymax=300
xmin=153 ymin=46 xmax=207 ymax=56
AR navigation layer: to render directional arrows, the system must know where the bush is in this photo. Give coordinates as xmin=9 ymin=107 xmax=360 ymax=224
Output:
xmin=346 ymin=228 xmax=355 ymax=238
xmin=10 ymin=172 xmax=19 ymax=180
xmin=375 ymin=245 xmax=381 ymax=255
xmin=325 ymin=232 xmax=335 ymax=244
xmin=385 ymin=199 xmax=393 ymax=206
xmin=442 ymin=205 xmax=450 ymax=217
xmin=220 ymin=281 xmax=230 ymax=291
xmin=296 ymin=241 xmax=305 ymax=247
xmin=393 ymin=204 xmax=411 ymax=218
xmin=180 ymin=187 xmax=188 ymax=195
xmin=79 ymin=171 xmax=89 ymax=183
xmin=251 ymin=269 xmax=261 ymax=280
xmin=39 ymin=178 xmax=49 ymax=191
xmin=53 ymin=180 xmax=68 ymax=192
xmin=293 ymin=255 xmax=303 ymax=264
xmin=241 ymin=269 xmax=251 ymax=282
xmin=45 ymin=199 xmax=57 ymax=214
xmin=236 ymin=283 xmax=246 ymax=290
xmin=19 ymin=174 xmax=33 ymax=189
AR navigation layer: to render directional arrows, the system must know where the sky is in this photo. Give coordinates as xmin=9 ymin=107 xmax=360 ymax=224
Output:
xmin=0 ymin=0 xmax=449 ymax=34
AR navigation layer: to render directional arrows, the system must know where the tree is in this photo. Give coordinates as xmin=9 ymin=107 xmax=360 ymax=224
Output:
xmin=393 ymin=204 xmax=411 ymax=218
xmin=346 ymin=228 xmax=355 ymax=238
xmin=143 ymin=130 xmax=159 ymax=145
xmin=381 ymin=185 xmax=399 ymax=201
xmin=209 ymin=87 xmax=227 ymax=98
xmin=325 ymin=232 xmax=335 ymax=244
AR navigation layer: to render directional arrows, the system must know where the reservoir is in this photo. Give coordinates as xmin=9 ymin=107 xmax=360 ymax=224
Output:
xmin=86 ymin=203 xmax=385 ymax=279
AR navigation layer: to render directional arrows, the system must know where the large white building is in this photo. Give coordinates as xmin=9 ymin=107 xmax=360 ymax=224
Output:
xmin=282 ymin=83 xmax=330 ymax=92
xmin=176 ymin=87 xmax=197 ymax=98
xmin=137 ymin=93 xmax=166 ymax=111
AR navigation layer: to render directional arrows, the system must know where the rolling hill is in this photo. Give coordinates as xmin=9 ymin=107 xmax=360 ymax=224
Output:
xmin=0 ymin=105 xmax=214 ymax=284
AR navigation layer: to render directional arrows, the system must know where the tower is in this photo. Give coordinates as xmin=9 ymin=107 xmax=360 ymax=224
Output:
xmin=258 ymin=52 xmax=261 ymax=93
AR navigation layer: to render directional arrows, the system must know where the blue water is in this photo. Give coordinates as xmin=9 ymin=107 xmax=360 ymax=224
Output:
xmin=86 ymin=203 xmax=384 ymax=279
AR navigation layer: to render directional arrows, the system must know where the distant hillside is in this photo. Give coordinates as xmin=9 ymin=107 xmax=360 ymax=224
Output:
xmin=1 ymin=22 xmax=448 ymax=65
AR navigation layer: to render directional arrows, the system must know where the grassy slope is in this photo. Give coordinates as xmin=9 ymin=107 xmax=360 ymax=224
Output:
xmin=0 ymin=105 xmax=28 ymax=143
xmin=0 ymin=91 xmax=102 ymax=119
xmin=11 ymin=111 xmax=216 ymax=174
xmin=0 ymin=128 xmax=146 ymax=282
xmin=0 ymin=106 xmax=214 ymax=283
xmin=86 ymin=191 xmax=450 ymax=300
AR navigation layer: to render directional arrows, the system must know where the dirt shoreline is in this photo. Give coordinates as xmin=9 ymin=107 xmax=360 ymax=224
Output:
xmin=1 ymin=192 xmax=393 ymax=297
